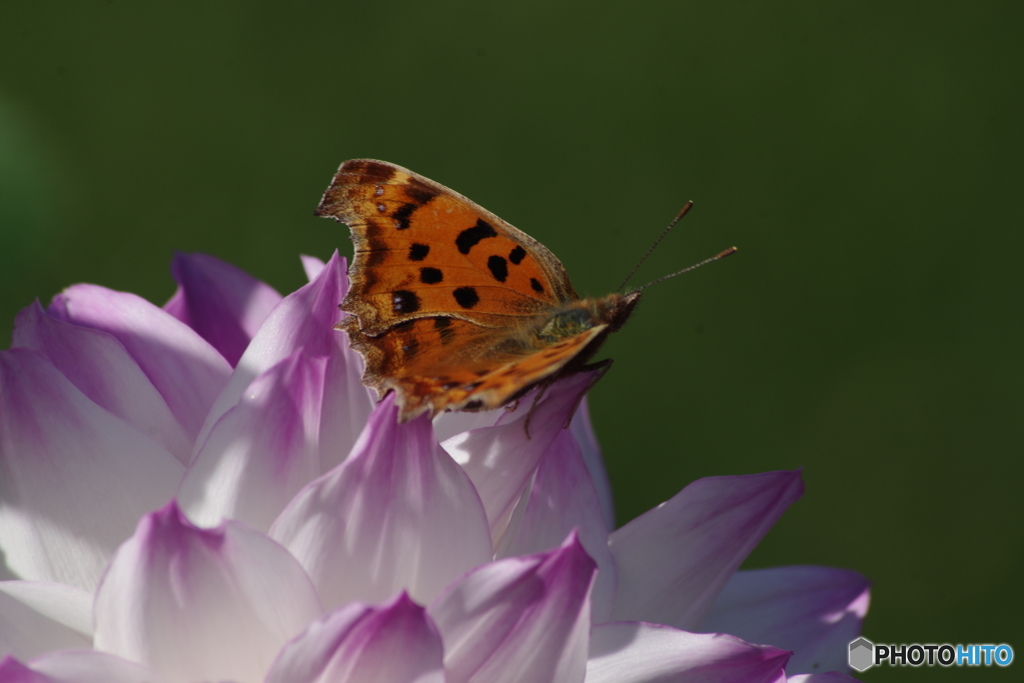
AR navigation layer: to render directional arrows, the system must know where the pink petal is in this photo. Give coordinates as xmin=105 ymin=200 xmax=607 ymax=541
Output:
xmin=12 ymin=302 xmax=192 ymax=464
xmin=195 ymin=251 xmax=373 ymax=462
xmin=271 ymin=396 xmax=492 ymax=610
xmin=0 ymin=658 xmax=49 ymax=683
xmin=4 ymin=651 xmax=168 ymax=683
xmin=432 ymin=409 xmax=503 ymax=443
xmin=164 ymin=252 xmax=282 ymax=367
xmin=703 ymin=566 xmax=870 ymax=675
xmin=428 ymin=532 xmax=596 ymax=683
xmin=443 ymin=370 xmax=598 ymax=543
xmin=496 ymin=429 xmax=618 ymax=622
xmin=0 ymin=350 xmax=184 ymax=591
xmin=609 ymin=470 xmax=804 ymax=631
xmin=586 ymin=622 xmax=791 ymax=683
xmin=318 ymin=332 xmax=374 ymax=473
xmin=178 ymin=351 xmax=326 ymax=532
xmin=300 ymin=255 xmax=326 ymax=281
xmin=787 ymin=674 xmax=863 ymax=683
xmin=267 ymin=593 xmax=444 ymax=683
xmin=569 ymin=396 xmax=615 ymax=531
xmin=93 ymin=502 xmax=321 ymax=683
xmin=0 ymin=582 xmax=92 ymax=661
xmin=47 ymin=284 xmax=231 ymax=444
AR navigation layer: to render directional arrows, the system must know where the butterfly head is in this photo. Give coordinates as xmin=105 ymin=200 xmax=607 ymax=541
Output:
xmin=597 ymin=290 xmax=642 ymax=332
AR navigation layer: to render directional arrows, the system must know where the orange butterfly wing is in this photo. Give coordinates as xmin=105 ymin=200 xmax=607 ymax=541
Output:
xmin=316 ymin=159 xmax=636 ymax=421
xmin=316 ymin=159 xmax=577 ymax=334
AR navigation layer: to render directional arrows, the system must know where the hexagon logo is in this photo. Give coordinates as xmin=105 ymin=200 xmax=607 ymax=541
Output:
xmin=848 ymin=637 xmax=874 ymax=672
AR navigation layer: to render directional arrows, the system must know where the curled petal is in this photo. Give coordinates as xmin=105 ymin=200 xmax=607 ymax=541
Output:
xmin=267 ymin=594 xmax=444 ymax=683
xmin=443 ymin=371 xmax=598 ymax=543
xmin=429 ymin=532 xmax=596 ymax=683
xmin=586 ymin=622 xmax=791 ymax=683
xmin=196 ymin=251 xmax=372 ymax=460
xmin=703 ymin=566 xmax=870 ymax=675
xmin=178 ymin=351 xmax=326 ymax=532
xmin=609 ymin=470 xmax=804 ymax=631
xmin=271 ymin=396 xmax=492 ymax=609
xmin=496 ymin=429 xmax=618 ymax=622
xmin=0 ymin=582 xmax=92 ymax=661
xmin=164 ymin=252 xmax=282 ymax=367
xmin=47 ymin=284 xmax=231 ymax=443
xmin=93 ymin=502 xmax=321 ymax=683
xmin=0 ymin=350 xmax=184 ymax=591
xmin=0 ymin=651 xmax=167 ymax=683
xmin=12 ymin=302 xmax=192 ymax=464
xmin=300 ymin=255 xmax=326 ymax=282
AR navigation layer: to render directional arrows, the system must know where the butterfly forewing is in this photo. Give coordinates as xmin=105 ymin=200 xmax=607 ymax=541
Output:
xmin=317 ymin=159 xmax=577 ymax=335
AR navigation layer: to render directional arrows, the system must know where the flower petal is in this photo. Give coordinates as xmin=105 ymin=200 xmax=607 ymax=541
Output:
xmin=443 ymin=371 xmax=598 ymax=543
xmin=47 ymin=284 xmax=231 ymax=444
xmin=0 ymin=657 xmax=48 ymax=683
xmin=266 ymin=593 xmax=444 ymax=683
xmin=703 ymin=566 xmax=870 ymax=675
xmin=178 ymin=351 xmax=326 ymax=531
xmin=3 ymin=651 xmax=168 ymax=683
xmin=496 ymin=429 xmax=617 ymax=622
xmin=609 ymin=470 xmax=804 ymax=631
xmin=271 ymin=395 xmax=492 ymax=610
xmin=585 ymin=622 xmax=791 ymax=683
xmin=164 ymin=252 xmax=282 ymax=367
xmin=568 ymin=396 xmax=615 ymax=531
xmin=300 ymin=255 xmax=326 ymax=282
xmin=787 ymin=674 xmax=863 ymax=683
xmin=432 ymin=409 xmax=503 ymax=444
xmin=0 ymin=582 xmax=92 ymax=660
xmin=428 ymin=532 xmax=596 ymax=683
xmin=93 ymin=501 xmax=321 ymax=683
xmin=0 ymin=349 xmax=184 ymax=591
xmin=195 ymin=251 xmax=372 ymax=461
xmin=11 ymin=302 xmax=192 ymax=464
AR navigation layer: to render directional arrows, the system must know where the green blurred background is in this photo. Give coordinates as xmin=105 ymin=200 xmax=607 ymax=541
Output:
xmin=2 ymin=2 xmax=1020 ymax=678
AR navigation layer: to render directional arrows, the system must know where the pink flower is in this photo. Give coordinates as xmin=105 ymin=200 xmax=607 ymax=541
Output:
xmin=0 ymin=252 xmax=868 ymax=682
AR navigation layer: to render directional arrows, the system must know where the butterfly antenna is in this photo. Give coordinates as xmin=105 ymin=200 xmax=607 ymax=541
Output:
xmin=616 ymin=201 xmax=694 ymax=292
xmin=637 ymin=247 xmax=738 ymax=290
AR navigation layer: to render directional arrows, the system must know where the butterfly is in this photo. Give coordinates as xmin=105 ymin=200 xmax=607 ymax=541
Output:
xmin=315 ymin=159 xmax=665 ymax=422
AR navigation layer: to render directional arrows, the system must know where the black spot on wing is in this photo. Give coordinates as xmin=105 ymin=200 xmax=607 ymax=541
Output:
xmin=344 ymin=161 xmax=395 ymax=183
xmin=487 ymin=255 xmax=508 ymax=282
xmin=404 ymin=178 xmax=440 ymax=205
xmin=453 ymin=287 xmax=480 ymax=309
xmin=392 ymin=290 xmax=421 ymax=314
xmin=408 ymin=243 xmax=430 ymax=261
xmin=433 ymin=317 xmax=455 ymax=345
xmin=509 ymin=246 xmax=526 ymax=265
xmin=530 ymin=278 xmax=544 ymax=293
xmin=456 ymin=219 xmax=498 ymax=255
xmin=420 ymin=267 xmax=443 ymax=284
xmin=392 ymin=203 xmax=417 ymax=230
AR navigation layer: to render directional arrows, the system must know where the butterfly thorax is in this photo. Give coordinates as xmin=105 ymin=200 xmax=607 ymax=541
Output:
xmin=534 ymin=292 xmax=641 ymax=346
